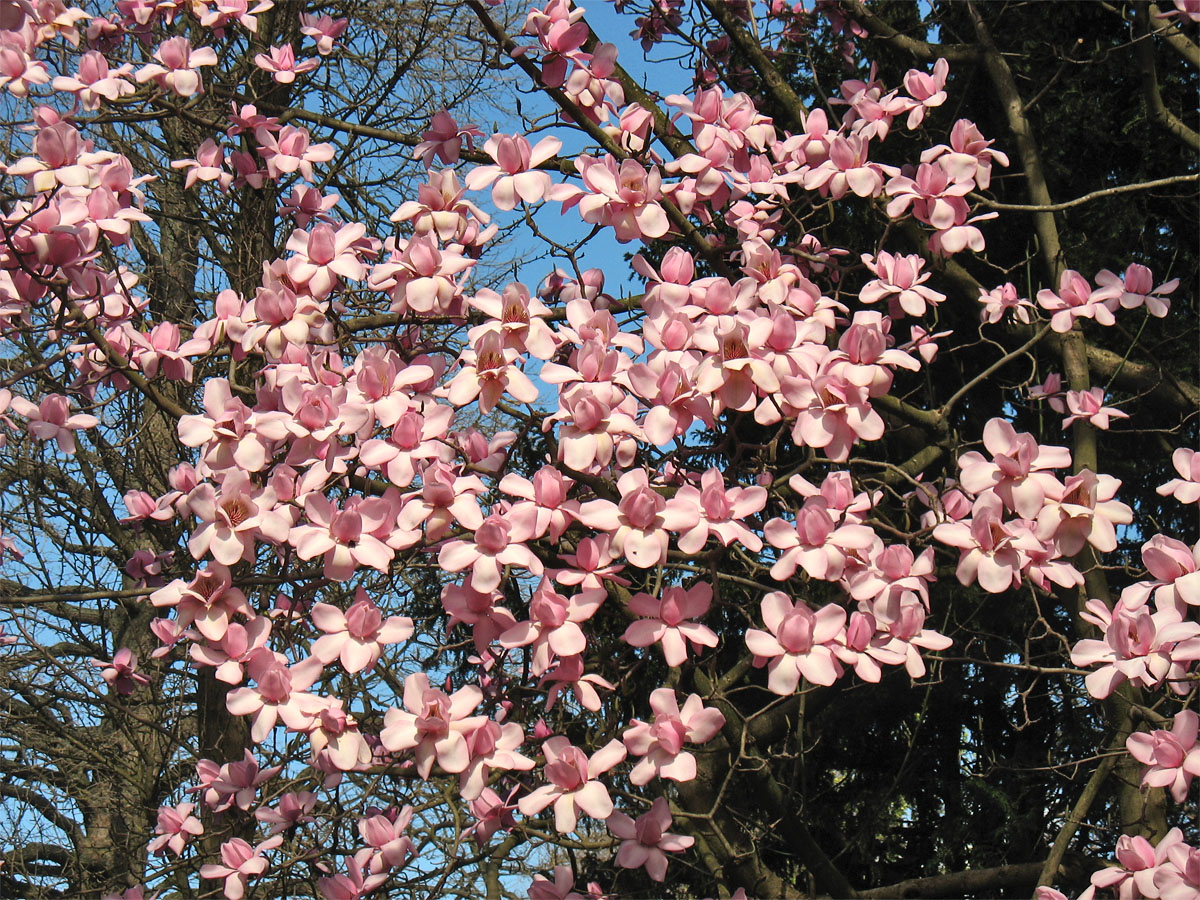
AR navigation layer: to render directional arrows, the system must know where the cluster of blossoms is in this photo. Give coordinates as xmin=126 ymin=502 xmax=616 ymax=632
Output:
xmin=0 ymin=0 xmax=1192 ymax=899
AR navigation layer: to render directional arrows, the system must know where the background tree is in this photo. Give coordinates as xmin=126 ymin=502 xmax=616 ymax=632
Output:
xmin=0 ymin=1 xmax=1195 ymax=899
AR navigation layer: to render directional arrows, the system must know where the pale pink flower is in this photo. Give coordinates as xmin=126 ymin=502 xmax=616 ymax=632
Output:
xmin=379 ymin=673 xmax=486 ymax=778
xmin=310 ymin=589 xmax=413 ymax=673
xmin=1036 ymin=469 xmax=1132 ymax=557
xmin=299 ymin=12 xmax=348 ymax=55
xmin=621 ymin=688 xmax=725 ymax=784
xmin=575 ymin=469 xmax=701 ymax=569
xmin=765 ymin=497 xmax=877 ymax=582
xmin=555 ymin=155 xmax=671 ymax=242
xmin=933 ymin=492 xmax=1023 ymax=594
xmin=1071 ymin=599 xmax=1200 ymax=699
xmin=90 ymin=648 xmax=150 ymax=694
xmin=957 ymin=418 xmax=1070 ymax=518
xmin=148 ymin=802 xmax=202 ymax=856
xmin=465 ymin=133 xmax=560 ymax=209
xmin=920 ymin=118 xmax=1009 ymax=189
xmin=622 ymin=582 xmax=719 ymax=667
xmin=413 ymin=109 xmax=482 ymax=167
xmin=199 ymin=835 xmax=282 ymax=900
xmin=1126 ymin=710 xmax=1200 ymax=802
xmin=499 ymin=579 xmax=605 ymax=675
xmin=902 ymin=58 xmax=948 ymax=129
xmin=255 ymin=790 xmax=317 ymax=834
xmin=225 ymin=654 xmax=327 ymax=742
xmin=255 ymin=124 xmax=335 ymax=182
xmin=1062 ymin=387 xmax=1129 ymax=431
xmin=1158 ymin=448 xmax=1200 ymax=504
xmin=459 ymin=719 xmax=535 ymax=799
xmin=607 ymin=797 xmax=695 ymax=881
xmin=135 ymin=37 xmax=218 ymax=97
xmin=443 ymin=329 xmax=540 ymax=415
xmin=254 ymin=44 xmax=319 ymax=83
xmin=672 ymin=467 xmax=767 ymax=554
xmin=745 ymin=592 xmax=846 ymax=693
xmin=860 ymin=252 xmax=946 ymax=318
xmin=517 ymin=736 xmax=626 ymax=833
xmin=1096 ymin=263 xmax=1178 ymax=317
xmin=9 ymin=393 xmax=97 ymax=454
xmin=438 ymin=512 xmax=543 ymax=593
xmin=1036 ymin=269 xmax=1123 ymax=333
xmin=978 ymin=282 xmax=1034 ymax=325
xmin=51 ymin=51 xmax=131 ymax=109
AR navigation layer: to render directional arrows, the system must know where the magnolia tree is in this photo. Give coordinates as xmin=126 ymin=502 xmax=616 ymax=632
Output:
xmin=0 ymin=0 xmax=1197 ymax=898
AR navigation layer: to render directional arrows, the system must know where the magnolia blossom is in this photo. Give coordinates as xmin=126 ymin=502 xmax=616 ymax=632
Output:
xmin=378 ymin=673 xmax=486 ymax=778
xmin=575 ymin=469 xmax=700 ymax=568
xmin=10 ymin=393 xmax=98 ymax=454
xmin=517 ymin=736 xmax=626 ymax=833
xmin=745 ymin=592 xmax=846 ymax=693
xmin=148 ymin=803 xmax=203 ymax=856
xmin=1158 ymin=448 xmax=1200 ymax=504
xmin=1062 ymin=387 xmax=1128 ymax=430
xmin=1126 ymin=710 xmax=1200 ymax=802
xmin=607 ymin=798 xmax=695 ymax=881
xmin=622 ymin=582 xmax=719 ymax=667
xmin=135 ymin=37 xmax=218 ymax=96
xmin=91 ymin=648 xmax=150 ymax=695
xmin=310 ymin=589 xmax=413 ymax=673
xmin=622 ymin=688 xmax=725 ymax=784
xmin=464 ymin=133 xmax=560 ymax=209
xmin=1071 ymin=598 xmax=1200 ymax=699
xmin=198 ymin=836 xmax=282 ymax=900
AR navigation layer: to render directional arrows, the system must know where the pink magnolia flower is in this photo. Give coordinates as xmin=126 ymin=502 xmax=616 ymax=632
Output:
xmin=1036 ymin=269 xmax=1123 ymax=333
xmin=438 ymin=512 xmax=543 ymax=593
xmin=310 ymin=589 xmax=413 ymax=673
xmin=299 ymin=12 xmax=349 ymax=55
xmin=1077 ymin=829 xmax=1189 ymax=900
xmin=135 ymin=37 xmax=218 ymax=96
xmin=459 ymin=719 xmax=535 ymax=799
xmin=291 ymin=493 xmax=398 ymax=581
xmin=622 ymin=688 xmax=725 ymax=784
xmin=254 ymin=44 xmax=319 ymax=83
xmin=465 ymin=133 xmax=560 ymax=209
xmin=956 ymin=418 xmax=1070 ymax=518
xmin=148 ymin=802 xmax=202 ymax=856
xmin=902 ymin=58 xmax=948 ymax=128
xmin=1158 ymin=448 xmax=1200 ymax=504
xmin=745 ymin=592 xmax=847 ymax=693
xmin=443 ymin=329 xmax=540 ymax=415
xmin=1096 ymin=262 xmax=1178 ymax=317
xmin=933 ymin=492 xmax=1023 ymax=593
xmin=51 ymin=50 xmax=132 ymax=109
xmin=672 ymin=468 xmax=767 ymax=554
xmin=151 ymin=562 xmax=252 ymax=643
xmin=859 ymin=251 xmax=945 ymax=318
xmin=499 ymin=580 xmax=606 ymax=676
xmin=978 ymin=282 xmax=1035 ymax=325
xmin=885 ymin=161 xmax=975 ymax=230
xmin=765 ymin=497 xmax=877 ymax=582
xmin=1062 ymin=387 xmax=1129 ymax=431
xmin=225 ymin=654 xmax=327 ymax=742
xmin=528 ymin=865 xmax=595 ymax=900
xmin=255 ymin=790 xmax=317 ymax=834
xmin=357 ymin=805 xmax=414 ymax=874
xmin=1155 ymin=835 xmax=1200 ymax=900
xmin=199 ymin=835 xmax=283 ymax=900
xmin=317 ymin=855 xmax=388 ymax=900
xmin=622 ymin=582 xmax=719 ymax=667
xmin=414 ymin=109 xmax=483 ymax=167
xmin=9 ymin=393 xmax=98 ymax=454
xmin=517 ymin=736 xmax=626 ymax=833
xmin=556 ymin=155 xmax=671 ymax=242
xmin=1126 ymin=710 xmax=1200 ymax=802
xmin=607 ymin=797 xmax=695 ymax=881
xmin=255 ymin=124 xmax=335 ymax=182
xmin=1124 ymin=535 xmax=1200 ymax=611
xmin=90 ymin=648 xmax=150 ymax=694
xmin=575 ymin=469 xmax=701 ymax=568
xmin=803 ymin=133 xmax=895 ymax=199
xmin=1036 ymin=469 xmax=1133 ymax=557
xmin=920 ymin=118 xmax=1009 ymax=189
xmin=191 ymin=751 xmax=281 ymax=813
xmin=1071 ymin=599 xmax=1200 ymax=699
xmin=285 ymin=222 xmax=368 ymax=298
xmin=378 ymin=673 xmax=486 ymax=778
